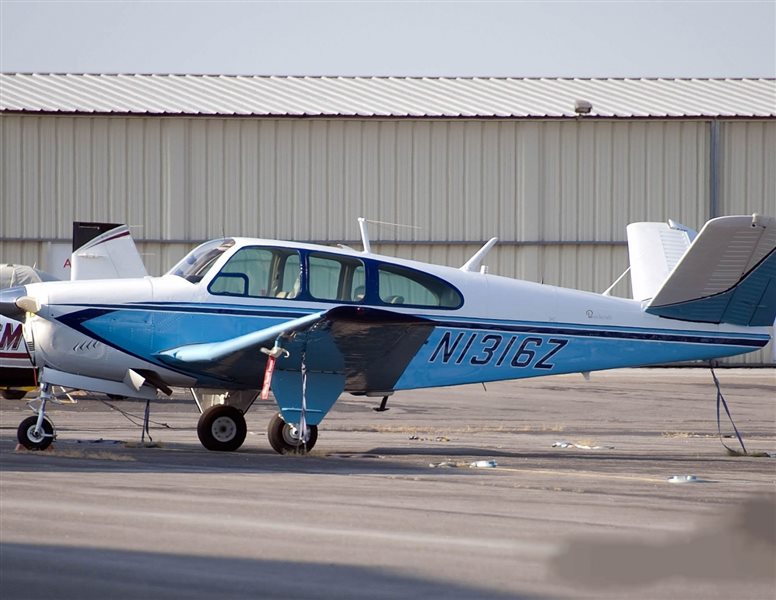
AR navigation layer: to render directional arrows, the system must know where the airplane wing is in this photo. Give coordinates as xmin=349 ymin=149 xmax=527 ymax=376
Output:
xmin=157 ymin=306 xmax=433 ymax=389
xmin=157 ymin=310 xmax=328 ymax=366
xmin=157 ymin=307 xmax=435 ymax=425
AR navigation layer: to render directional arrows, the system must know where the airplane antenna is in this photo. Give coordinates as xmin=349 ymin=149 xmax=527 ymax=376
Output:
xmin=363 ymin=219 xmax=422 ymax=230
xmin=358 ymin=218 xmax=423 ymax=254
xmin=358 ymin=217 xmax=371 ymax=253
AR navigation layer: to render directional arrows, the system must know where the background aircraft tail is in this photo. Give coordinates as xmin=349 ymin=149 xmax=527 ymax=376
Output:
xmin=626 ymin=220 xmax=696 ymax=302
xmin=70 ymin=222 xmax=147 ymax=280
xmin=633 ymin=214 xmax=776 ymax=326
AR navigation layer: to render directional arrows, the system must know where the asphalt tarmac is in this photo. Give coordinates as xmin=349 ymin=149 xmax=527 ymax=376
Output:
xmin=1 ymin=368 xmax=774 ymax=599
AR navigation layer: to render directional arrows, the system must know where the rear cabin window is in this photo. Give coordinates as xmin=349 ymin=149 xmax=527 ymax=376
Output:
xmin=378 ymin=264 xmax=462 ymax=308
xmin=308 ymin=252 xmax=366 ymax=302
xmin=209 ymin=247 xmax=301 ymax=298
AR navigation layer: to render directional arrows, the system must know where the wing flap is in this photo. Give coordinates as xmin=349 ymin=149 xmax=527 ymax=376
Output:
xmin=297 ymin=306 xmax=435 ymax=393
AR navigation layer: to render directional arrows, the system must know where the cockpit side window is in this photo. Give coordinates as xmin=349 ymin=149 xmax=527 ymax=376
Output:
xmin=377 ymin=264 xmax=462 ymax=308
xmin=209 ymin=247 xmax=301 ymax=299
xmin=170 ymin=239 xmax=235 ymax=283
xmin=308 ymin=252 xmax=366 ymax=302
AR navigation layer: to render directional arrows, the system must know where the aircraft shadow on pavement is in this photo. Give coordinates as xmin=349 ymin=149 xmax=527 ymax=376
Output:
xmin=0 ymin=438 xmax=474 ymax=476
xmin=1 ymin=434 xmax=747 ymax=481
xmin=0 ymin=542 xmax=541 ymax=600
xmin=365 ymin=445 xmax=743 ymax=465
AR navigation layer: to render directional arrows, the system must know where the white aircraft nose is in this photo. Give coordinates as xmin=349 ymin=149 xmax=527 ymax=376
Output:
xmin=0 ymin=286 xmax=27 ymax=321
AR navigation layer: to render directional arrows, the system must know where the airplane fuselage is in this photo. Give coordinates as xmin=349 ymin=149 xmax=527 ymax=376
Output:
xmin=19 ymin=237 xmax=770 ymax=396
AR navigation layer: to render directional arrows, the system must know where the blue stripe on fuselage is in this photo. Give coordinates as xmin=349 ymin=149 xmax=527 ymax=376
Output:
xmin=53 ymin=302 xmax=768 ymax=389
xmin=63 ymin=301 xmax=769 ymax=346
xmin=419 ymin=316 xmax=767 ymax=347
xmin=54 ymin=304 xmax=303 ymax=385
xmin=395 ymin=326 xmax=767 ymax=390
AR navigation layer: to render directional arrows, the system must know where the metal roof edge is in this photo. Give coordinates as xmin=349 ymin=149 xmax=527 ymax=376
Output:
xmin=1 ymin=109 xmax=773 ymax=121
xmin=2 ymin=74 xmax=774 ymax=118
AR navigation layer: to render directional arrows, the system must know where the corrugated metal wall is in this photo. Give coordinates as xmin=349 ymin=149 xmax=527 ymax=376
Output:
xmin=1 ymin=114 xmax=774 ymax=363
xmin=721 ymin=120 xmax=776 ymax=215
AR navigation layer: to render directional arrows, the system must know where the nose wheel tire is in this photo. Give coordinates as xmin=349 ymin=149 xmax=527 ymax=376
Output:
xmin=196 ymin=405 xmax=247 ymax=452
xmin=267 ymin=412 xmax=318 ymax=454
xmin=17 ymin=415 xmax=55 ymax=451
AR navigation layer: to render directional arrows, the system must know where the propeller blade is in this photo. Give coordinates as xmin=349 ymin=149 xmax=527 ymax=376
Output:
xmin=0 ymin=287 xmax=28 ymax=321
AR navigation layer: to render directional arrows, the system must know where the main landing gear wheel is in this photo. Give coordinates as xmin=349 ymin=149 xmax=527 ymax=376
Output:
xmin=197 ymin=405 xmax=247 ymax=452
xmin=17 ymin=415 xmax=54 ymax=451
xmin=267 ymin=412 xmax=318 ymax=455
xmin=2 ymin=389 xmax=27 ymax=400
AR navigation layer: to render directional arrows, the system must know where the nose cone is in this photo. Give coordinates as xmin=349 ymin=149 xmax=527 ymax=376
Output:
xmin=0 ymin=286 xmax=28 ymax=321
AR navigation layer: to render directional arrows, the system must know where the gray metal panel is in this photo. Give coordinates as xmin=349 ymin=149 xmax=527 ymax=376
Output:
xmin=0 ymin=114 xmax=740 ymax=251
xmin=717 ymin=120 xmax=776 ymax=367
xmin=720 ymin=121 xmax=776 ymax=216
xmin=0 ymin=114 xmax=748 ymax=245
xmin=2 ymin=74 xmax=776 ymax=118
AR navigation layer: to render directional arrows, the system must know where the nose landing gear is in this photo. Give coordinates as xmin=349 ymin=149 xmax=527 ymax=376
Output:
xmin=16 ymin=383 xmax=56 ymax=450
xmin=17 ymin=415 xmax=54 ymax=450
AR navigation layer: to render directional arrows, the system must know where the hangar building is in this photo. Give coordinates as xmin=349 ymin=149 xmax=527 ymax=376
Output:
xmin=1 ymin=74 xmax=774 ymax=364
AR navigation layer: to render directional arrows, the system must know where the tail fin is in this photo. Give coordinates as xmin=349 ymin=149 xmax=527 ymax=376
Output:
xmin=643 ymin=214 xmax=776 ymax=326
xmin=626 ymin=220 xmax=696 ymax=301
xmin=70 ymin=222 xmax=148 ymax=280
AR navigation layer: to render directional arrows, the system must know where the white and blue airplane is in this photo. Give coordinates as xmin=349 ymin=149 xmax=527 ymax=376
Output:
xmin=1 ymin=215 xmax=774 ymax=454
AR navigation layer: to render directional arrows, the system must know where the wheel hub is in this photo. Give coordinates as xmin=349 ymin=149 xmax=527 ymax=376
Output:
xmin=25 ymin=424 xmax=46 ymax=443
xmin=282 ymin=423 xmax=309 ymax=446
xmin=211 ymin=416 xmax=237 ymax=443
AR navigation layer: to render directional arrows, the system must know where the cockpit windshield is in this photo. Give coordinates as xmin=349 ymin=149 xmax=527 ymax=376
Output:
xmin=169 ymin=239 xmax=235 ymax=283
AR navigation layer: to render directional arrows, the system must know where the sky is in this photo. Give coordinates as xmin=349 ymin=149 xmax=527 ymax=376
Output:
xmin=0 ymin=1 xmax=774 ymax=78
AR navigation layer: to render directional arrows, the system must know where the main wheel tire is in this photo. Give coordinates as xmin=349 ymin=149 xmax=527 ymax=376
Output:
xmin=267 ymin=412 xmax=318 ymax=454
xmin=196 ymin=405 xmax=247 ymax=452
xmin=17 ymin=415 xmax=54 ymax=450
xmin=2 ymin=389 xmax=27 ymax=400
